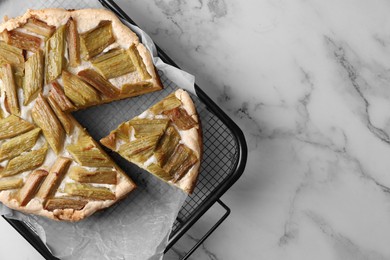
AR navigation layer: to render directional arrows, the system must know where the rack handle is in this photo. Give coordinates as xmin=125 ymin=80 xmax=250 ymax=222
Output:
xmin=179 ymin=199 xmax=231 ymax=260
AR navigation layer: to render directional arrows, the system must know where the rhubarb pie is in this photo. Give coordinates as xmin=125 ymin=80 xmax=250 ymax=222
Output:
xmin=0 ymin=8 xmax=166 ymax=221
xmin=101 ymin=89 xmax=202 ymax=194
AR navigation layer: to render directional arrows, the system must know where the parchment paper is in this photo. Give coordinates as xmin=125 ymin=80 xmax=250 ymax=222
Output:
xmin=0 ymin=2 xmax=198 ymax=259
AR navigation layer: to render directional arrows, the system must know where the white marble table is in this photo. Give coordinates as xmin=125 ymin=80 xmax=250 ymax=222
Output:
xmin=2 ymin=0 xmax=390 ymax=259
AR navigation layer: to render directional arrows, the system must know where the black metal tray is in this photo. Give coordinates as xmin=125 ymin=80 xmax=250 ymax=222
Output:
xmin=3 ymin=1 xmax=247 ymax=259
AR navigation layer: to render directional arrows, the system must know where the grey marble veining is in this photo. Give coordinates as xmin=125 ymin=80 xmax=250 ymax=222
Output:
xmin=113 ymin=0 xmax=390 ymax=259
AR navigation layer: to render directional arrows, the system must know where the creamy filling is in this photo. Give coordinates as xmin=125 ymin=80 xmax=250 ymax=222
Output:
xmin=20 ymin=171 xmax=31 ymax=182
xmin=0 ymin=80 xmax=10 ymax=118
xmin=103 ymin=42 xmax=120 ymax=53
xmin=14 ymin=27 xmax=46 ymax=40
xmin=92 ymin=183 xmax=116 ymax=191
xmin=129 ymin=127 xmax=136 ymax=141
xmin=109 ymin=71 xmax=141 ymax=87
xmin=143 ymin=155 xmax=157 ymax=168
xmin=55 ymin=174 xmax=74 ymax=197
xmin=18 ymin=88 xmax=34 ymax=121
xmin=0 ymin=160 xmax=7 ymax=168
xmin=138 ymin=110 xmax=153 ymax=119
xmin=67 ymin=60 xmax=91 ymax=75
xmin=55 ymin=170 xmax=74 ymax=196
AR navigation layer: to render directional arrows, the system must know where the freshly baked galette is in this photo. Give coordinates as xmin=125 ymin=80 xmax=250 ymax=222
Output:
xmin=0 ymin=8 xmax=164 ymax=221
xmin=0 ymin=8 xmax=202 ymax=222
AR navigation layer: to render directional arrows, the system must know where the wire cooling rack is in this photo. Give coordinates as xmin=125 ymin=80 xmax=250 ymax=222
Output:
xmin=2 ymin=0 xmax=248 ymax=259
xmin=73 ymin=69 xmax=241 ymax=245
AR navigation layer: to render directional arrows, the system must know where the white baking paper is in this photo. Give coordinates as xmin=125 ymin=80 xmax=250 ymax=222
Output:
xmin=0 ymin=2 xmax=196 ymax=259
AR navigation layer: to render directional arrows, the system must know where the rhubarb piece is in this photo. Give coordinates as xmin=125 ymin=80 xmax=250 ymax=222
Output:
xmin=45 ymin=198 xmax=88 ymax=211
xmin=31 ymin=94 xmax=65 ymax=154
xmin=78 ymin=69 xmax=120 ymax=98
xmin=64 ymin=183 xmax=115 ymax=200
xmin=23 ymin=18 xmax=55 ymax=38
xmin=147 ymin=164 xmax=172 ymax=182
xmin=149 ymin=93 xmax=181 ymax=114
xmin=68 ymin=166 xmax=117 ymax=184
xmin=154 ymin=126 xmax=180 ymax=167
xmin=0 ymin=178 xmax=23 ymax=191
xmin=163 ymin=107 xmax=197 ymax=130
xmin=100 ymin=133 xmax=116 ymax=151
xmin=66 ymin=17 xmax=80 ymax=67
xmin=118 ymin=134 xmax=161 ymax=159
xmin=48 ymin=81 xmax=75 ymax=111
xmin=45 ymin=25 xmax=65 ymax=83
xmin=62 ymin=70 xmax=100 ymax=106
xmin=2 ymin=145 xmax=48 ymax=177
xmin=91 ymin=48 xmax=134 ymax=79
xmin=17 ymin=169 xmax=48 ymax=206
xmin=164 ymin=144 xmax=198 ymax=182
xmin=3 ymin=30 xmax=41 ymax=52
xmin=0 ymin=64 xmax=19 ymax=115
xmin=100 ymin=122 xmax=130 ymax=150
xmin=120 ymin=81 xmax=154 ymax=96
xmin=0 ymin=115 xmax=34 ymax=140
xmin=67 ymin=145 xmax=112 ymax=167
xmin=0 ymin=128 xmax=41 ymax=161
xmin=131 ymin=147 xmax=155 ymax=164
xmin=129 ymin=118 xmax=169 ymax=138
xmin=23 ymin=49 xmax=44 ymax=105
xmin=114 ymin=122 xmax=131 ymax=142
xmin=80 ymin=20 xmax=115 ymax=60
xmin=47 ymin=96 xmax=74 ymax=134
xmin=0 ymin=42 xmax=24 ymax=87
xmin=127 ymin=44 xmax=151 ymax=80
xmin=36 ymin=157 xmax=71 ymax=199
xmin=67 ymin=132 xmax=112 ymax=167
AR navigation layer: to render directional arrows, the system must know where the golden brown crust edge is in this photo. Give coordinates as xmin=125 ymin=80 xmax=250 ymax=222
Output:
xmin=174 ymin=89 xmax=203 ymax=194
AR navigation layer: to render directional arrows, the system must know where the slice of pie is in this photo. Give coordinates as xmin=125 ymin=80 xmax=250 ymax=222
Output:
xmin=0 ymin=8 xmax=164 ymax=221
xmin=100 ymin=89 xmax=202 ymax=194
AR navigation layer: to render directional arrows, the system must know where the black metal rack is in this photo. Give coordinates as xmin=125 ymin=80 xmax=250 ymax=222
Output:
xmin=3 ymin=1 xmax=247 ymax=259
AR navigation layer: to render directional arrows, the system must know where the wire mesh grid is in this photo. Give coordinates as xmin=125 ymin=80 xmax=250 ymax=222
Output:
xmin=0 ymin=0 xmax=102 ymax=19
xmin=171 ymin=108 xmax=238 ymax=234
xmin=32 ymin=0 xmax=101 ymax=9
